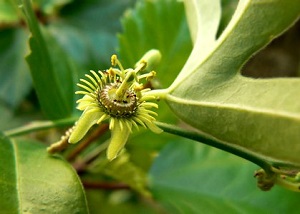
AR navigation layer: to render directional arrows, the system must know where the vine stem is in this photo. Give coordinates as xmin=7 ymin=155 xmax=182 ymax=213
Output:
xmin=155 ymin=121 xmax=274 ymax=172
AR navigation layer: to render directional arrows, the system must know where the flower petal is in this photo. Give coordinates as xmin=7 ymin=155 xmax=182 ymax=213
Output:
xmin=144 ymin=120 xmax=163 ymax=134
xmin=107 ymin=120 xmax=131 ymax=161
xmin=69 ymin=108 xmax=103 ymax=144
xmin=138 ymin=115 xmax=163 ymax=134
xmin=76 ymin=94 xmax=95 ymax=110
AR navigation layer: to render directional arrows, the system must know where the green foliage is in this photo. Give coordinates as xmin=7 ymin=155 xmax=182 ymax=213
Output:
xmin=22 ymin=0 xmax=76 ymax=119
xmin=0 ymin=133 xmax=88 ymax=213
xmin=150 ymin=140 xmax=300 ymax=214
xmin=1 ymin=0 xmax=300 ymax=213
xmin=167 ymin=0 xmax=300 ymax=167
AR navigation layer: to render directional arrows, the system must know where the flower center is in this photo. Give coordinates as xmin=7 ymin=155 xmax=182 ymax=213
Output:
xmin=98 ymin=83 xmax=138 ymax=118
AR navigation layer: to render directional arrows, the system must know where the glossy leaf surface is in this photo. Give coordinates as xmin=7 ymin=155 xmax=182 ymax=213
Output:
xmin=0 ymin=134 xmax=89 ymax=213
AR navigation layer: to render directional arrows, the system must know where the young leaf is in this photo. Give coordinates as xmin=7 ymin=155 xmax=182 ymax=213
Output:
xmin=20 ymin=0 xmax=75 ymax=119
xmin=166 ymin=0 xmax=300 ymax=167
xmin=0 ymin=134 xmax=89 ymax=213
xmin=150 ymin=141 xmax=300 ymax=213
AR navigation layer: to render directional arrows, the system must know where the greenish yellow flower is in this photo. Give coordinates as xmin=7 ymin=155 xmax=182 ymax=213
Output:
xmin=68 ymin=51 xmax=162 ymax=160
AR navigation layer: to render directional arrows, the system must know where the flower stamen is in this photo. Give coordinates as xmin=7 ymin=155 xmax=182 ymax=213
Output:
xmin=49 ymin=50 xmax=163 ymax=161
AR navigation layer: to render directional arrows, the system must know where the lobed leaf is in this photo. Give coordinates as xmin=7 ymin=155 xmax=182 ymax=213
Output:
xmin=0 ymin=133 xmax=89 ymax=213
xmin=171 ymin=0 xmax=300 ymax=88
xmin=166 ymin=0 xmax=300 ymax=167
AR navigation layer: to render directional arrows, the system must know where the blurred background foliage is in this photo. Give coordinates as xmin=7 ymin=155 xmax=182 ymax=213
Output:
xmin=1 ymin=0 xmax=300 ymax=213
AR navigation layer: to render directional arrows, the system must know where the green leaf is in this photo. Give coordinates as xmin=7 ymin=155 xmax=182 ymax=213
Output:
xmin=21 ymin=0 xmax=76 ymax=119
xmin=171 ymin=0 xmax=300 ymax=87
xmin=166 ymin=0 xmax=300 ymax=167
xmin=0 ymin=134 xmax=89 ymax=213
xmin=150 ymin=141 xmax=300 ymax=213
xmin=0 ymin=28 xmax=32 ymax=107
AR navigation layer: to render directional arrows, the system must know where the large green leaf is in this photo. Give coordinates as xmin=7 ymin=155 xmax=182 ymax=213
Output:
xmin=20 ymin=0 xmax=76 ymax=119
xmin=150 ymin=141 xmax=300 ymax=213
xmin=0 ymin=134 xmax=89 ymax=213
xmin=166 ymin=0 xmax=300 ymax=167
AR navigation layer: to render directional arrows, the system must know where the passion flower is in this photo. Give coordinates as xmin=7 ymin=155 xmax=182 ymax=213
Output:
xmin=56 ymin=50 xmax=163 ymax=161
